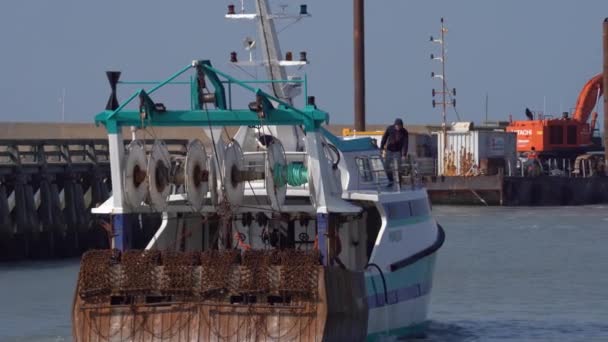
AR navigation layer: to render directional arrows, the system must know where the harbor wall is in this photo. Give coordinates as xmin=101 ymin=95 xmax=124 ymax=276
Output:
xmin=503 ymin=176 xmax=608 ymax=206
xmin=426 ymin=175 xmax=608 ymax=206
xmin=0 ymin=122 xmax=435 ymax=140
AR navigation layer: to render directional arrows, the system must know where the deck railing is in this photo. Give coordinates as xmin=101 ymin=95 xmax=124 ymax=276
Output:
xmin=508 ymin=156 xmax=605 ymax=178
xmin=353 ymin=155 xmax=423 ymax=191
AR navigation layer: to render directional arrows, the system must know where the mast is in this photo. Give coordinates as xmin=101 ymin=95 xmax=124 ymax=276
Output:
xmin=441 ymin=18 xmax=447 ymax=133
xmin=431 ymin=18 xmax=457 ymax=176
xmin=226 ymin=1 xmax=310 ymax=152
xmin=255 ymin=0 xmax=290 ymax=103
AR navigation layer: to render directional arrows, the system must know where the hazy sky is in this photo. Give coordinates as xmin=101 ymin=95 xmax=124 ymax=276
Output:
xmin=0 ymin=0 xmax=606 ymax=128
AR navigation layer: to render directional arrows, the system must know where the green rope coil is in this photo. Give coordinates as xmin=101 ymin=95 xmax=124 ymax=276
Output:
xmin=273 ymin=162 xmax=309 ymax=187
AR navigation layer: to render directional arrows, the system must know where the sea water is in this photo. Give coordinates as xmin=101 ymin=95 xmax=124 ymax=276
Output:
xmin=0 ymin=206 xmax=607 ymax=341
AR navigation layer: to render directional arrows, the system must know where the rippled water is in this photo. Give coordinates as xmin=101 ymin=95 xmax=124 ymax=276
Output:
xmin=0 ymin=260 xmax=77 ymax=342
xmin=426 ymin=205 xmax=608 ymax=341
xmin=1 ymin=206 xmax=607 ymax=341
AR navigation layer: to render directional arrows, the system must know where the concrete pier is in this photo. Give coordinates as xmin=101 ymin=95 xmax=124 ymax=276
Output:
xmin=0 ymin=136 xmax=186 ymax=261
xmin=426 ymin=175 xmax=608 ymax=206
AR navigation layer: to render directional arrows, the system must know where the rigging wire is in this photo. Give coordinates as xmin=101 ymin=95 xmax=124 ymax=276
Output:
xmin=231 ymin=63 xmax=258 ymax=79
xmin=277 ymin=17 xmax=302 ymax=34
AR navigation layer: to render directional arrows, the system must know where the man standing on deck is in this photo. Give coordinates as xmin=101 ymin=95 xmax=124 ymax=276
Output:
xmin=380 ymin=118 xmax=409 ymax=186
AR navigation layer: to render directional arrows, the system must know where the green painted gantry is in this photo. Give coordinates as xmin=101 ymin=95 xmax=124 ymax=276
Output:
xmin=94 ymin=60 xmax=329 ymax=134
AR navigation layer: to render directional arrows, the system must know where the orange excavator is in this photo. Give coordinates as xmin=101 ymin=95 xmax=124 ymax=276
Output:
xmin=507 ymin=74 xmax=603 ymax=160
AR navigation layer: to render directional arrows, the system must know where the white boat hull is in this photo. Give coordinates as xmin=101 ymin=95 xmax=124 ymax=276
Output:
xmin=366 ymin=253 xmax=437 ymax=340
xmin=362 ymin=189 xmax=443 ymax=340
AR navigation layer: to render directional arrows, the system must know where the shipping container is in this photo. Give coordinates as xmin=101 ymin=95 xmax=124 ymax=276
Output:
xmin=435 ymin=130 xmax=517 ymax=176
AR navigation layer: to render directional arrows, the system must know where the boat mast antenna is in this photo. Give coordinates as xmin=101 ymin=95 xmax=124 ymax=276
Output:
xmin=431 ymin=17 xmax=457 ymax=136
xmin=225 ymin=1 xmax=310 ymax=104
xmin=225 ymin=1 xmax=311 ymax=152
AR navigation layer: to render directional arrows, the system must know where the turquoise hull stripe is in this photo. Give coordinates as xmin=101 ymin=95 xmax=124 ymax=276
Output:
xmin=366 ymin=321 xmax=429 ymax=341
xmin=365 ymin=253 xmax=436 ymax=295
xmin=385 ymin=215 xmax=432 ymax=229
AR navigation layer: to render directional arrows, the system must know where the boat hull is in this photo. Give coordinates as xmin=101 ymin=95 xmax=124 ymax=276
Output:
xmin=363 ymin=189 xmax=444 ymax=341
xmin=365 ymin=252 xmax=437 ymax=341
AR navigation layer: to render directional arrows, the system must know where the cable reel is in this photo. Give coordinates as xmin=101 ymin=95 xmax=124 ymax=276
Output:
xmin=221 ymin=140 xmax=245 ymax=206
xmin=184 ymin=139 xmax=209 ymax=210
xmin=264 ymin=138 xmax=312 ymax=210
xmin=208 ymin=155 xmax=219 ymax=207
xmin=220 ymin=140 xmax=265 ymax=207
xmin=147 ymin=140 xmax=172 ymax=210
xmin=123 ymin=140 xmax=148 ymax=209
xmin=265 ymin=139 xmax=288 ymax=211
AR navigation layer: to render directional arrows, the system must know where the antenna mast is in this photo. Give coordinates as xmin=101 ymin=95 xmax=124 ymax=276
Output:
xmin=225 ymin=1 xmax=310 ymax=152
xmin=431 ymin=18 xmax=456 ymax=136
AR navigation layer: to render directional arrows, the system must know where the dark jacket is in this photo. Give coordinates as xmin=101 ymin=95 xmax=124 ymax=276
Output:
xmin=380 ymin=125 xmax=409 ymax=155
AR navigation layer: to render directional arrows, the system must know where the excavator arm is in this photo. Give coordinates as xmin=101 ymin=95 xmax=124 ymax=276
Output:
xmin=573 ymin=73 xmax=603 ymax=123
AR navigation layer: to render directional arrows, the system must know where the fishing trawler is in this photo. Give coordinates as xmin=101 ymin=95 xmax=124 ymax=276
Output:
xmin=72 ymin=2 xmax=444 ymax=341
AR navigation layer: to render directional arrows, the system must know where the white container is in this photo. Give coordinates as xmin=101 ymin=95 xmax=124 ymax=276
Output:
xmin=436 ymin=130 xmax=517 ymax=176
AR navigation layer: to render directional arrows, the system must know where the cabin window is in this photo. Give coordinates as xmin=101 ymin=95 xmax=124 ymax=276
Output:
xmin=410 ymin=198 xmax=431 ymax=217
xmin=355 ymin=156 xmax=388 ymax=184
xmin=567 ymin=125 xmax=577 ymax=145
xmin=355 ymin=157 xmax=373 ymax=182
xmin=383 ymin=198 xmax=430 ymax=220
xmin=383 ymin=201 xmax=413 ymax=220
xmin=549 ymin=126 xmax=563 ymax=145
xmin=369 ymin=156 xmax=388 ymax=182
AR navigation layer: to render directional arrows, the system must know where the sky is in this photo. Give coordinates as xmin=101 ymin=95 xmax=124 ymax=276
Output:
xmin=0 ymin=0 xmax=606 ymax=129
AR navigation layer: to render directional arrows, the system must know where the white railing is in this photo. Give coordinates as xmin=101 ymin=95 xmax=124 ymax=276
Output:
xmin=353 ymin=155 xmax=422 ymax=191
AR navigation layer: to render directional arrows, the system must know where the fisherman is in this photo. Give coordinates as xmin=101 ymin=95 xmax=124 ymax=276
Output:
xmin=380 ymin=118 xmax=409 ymax=186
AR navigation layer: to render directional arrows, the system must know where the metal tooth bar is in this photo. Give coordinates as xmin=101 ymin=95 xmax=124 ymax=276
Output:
xmin=78 ymin=300 xmax=307 ymax=310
